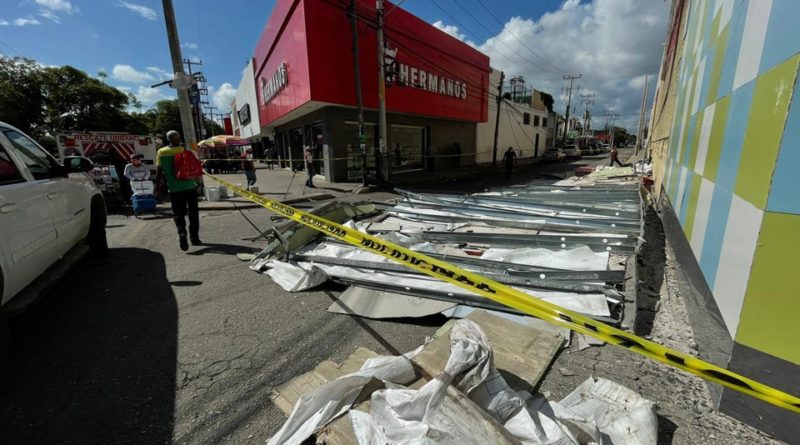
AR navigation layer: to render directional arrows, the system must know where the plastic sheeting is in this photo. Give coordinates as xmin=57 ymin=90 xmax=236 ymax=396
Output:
xmin=480 ymin=246 xmax=609 ymax=271
xmin=266 ymin=354 xmax=418 ymax=445
xmin=265 ymin=259 xmax=611 ymax=317
xmin=348 ymin=320 xmax=657 ymax=445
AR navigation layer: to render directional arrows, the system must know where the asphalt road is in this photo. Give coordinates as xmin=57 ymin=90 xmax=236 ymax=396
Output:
xmin=0 ymin=150 xmax=633 ymax=444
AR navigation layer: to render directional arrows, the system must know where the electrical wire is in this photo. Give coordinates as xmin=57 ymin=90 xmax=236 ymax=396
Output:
xmin=473 ymin=0 xmax=565 ymax=74
xmin=428 ymin=0 xmax=562 ymax=79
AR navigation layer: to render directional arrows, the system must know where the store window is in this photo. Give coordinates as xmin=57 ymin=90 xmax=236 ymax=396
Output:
xmin=542 ymin=117 xmax=548 ymax=128
xmin=523 ymin=113 xmax=531 ymax=125
xmin=344 ymin=122 xmax=376 ymax=181
xmin=533 ymin=115 xmax=540 ymax=126
xmin=390 ymin=125 xmax=425 ymax=173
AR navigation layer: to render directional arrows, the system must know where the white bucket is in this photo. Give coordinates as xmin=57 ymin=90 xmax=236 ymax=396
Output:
xmin=204 ymin=186 xmax=221 ymax=202
xmin=130 ymin=180 xmax=155 ymax=195
xmin=248 ymin=185 xmax=259 ymax=194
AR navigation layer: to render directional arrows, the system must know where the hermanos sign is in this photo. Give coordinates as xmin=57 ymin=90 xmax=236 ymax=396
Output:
xmin=390 ymin=62 xmax=468 ymax=100
xmin=261 ymin=62 xmax=288 ymax=105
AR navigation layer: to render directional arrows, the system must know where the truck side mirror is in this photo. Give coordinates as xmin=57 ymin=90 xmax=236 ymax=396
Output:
xmin=64 ymin=156 xmax=94 ymax=173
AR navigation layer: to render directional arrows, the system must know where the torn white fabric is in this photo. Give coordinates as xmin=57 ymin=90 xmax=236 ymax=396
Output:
xmin=264 ymin=261 xmax=329 ymax=292
xmin=480 ymin=246 xmax=609 ymax=271
xmin=350 ymin=320 xmax=580 ymax=445
xmin=266 ymin=355 xmax=417 ymax=445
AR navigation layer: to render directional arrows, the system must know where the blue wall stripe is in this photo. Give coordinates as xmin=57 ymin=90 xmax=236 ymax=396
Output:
xmin=699 ymin=185 xmax=734 ymax=286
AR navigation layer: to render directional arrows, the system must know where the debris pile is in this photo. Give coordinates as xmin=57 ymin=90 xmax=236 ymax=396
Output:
xmin=267 ymin=311 xmax=658 ymax=445
xmin=251 ymin=180 xmax=644 ymax=329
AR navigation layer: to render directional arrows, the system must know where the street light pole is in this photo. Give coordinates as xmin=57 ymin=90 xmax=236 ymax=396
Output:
xmin=376 ymin=0 xmax=389 ymax=183
xmin=161 ymin=0 xmax=196 ymax=149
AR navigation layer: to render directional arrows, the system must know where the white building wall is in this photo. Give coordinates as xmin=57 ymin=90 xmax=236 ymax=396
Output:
xmin=231 ymin=58 xmax=261 ymax=140
xmin=476 ymin=69 xmax=550 ymax=164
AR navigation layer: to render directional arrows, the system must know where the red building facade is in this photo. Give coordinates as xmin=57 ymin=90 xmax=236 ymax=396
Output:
xmin=252 ymin=0 xmax=490 ymax=181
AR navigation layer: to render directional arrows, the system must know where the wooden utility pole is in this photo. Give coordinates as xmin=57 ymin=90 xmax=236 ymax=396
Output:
xmin=348 ymin=0 xmax=367 ymax=186
xmin=491 ymin=71 xmax=504 ymax=166
xmin=635 ymin=75 xmax=649 ymax=156
xmin=376 ymin=0 xmax=389 ymax=183
xmin=561 ymin=74 xmax=581 ymax=146
xmin=161 ymin=0 xmax=196 ymax=149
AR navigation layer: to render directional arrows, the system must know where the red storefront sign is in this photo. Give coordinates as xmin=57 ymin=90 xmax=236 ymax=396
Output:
xmin=253 ymin=0 xmax=490 ymax=127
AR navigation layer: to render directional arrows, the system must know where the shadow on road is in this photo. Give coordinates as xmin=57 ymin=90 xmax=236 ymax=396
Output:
xmin=185 ymin=243 xmax=258 ymax=257
xmin=0 ymin=248 xmax=178 ymax=444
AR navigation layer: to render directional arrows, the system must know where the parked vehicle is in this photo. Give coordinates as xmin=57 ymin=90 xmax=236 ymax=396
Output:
xmin=561 ymin=139 xmax=581 ymax=158
xmin=600 ymin=143 xmax=611 ymax=153
xmin=576 ymin=136 xmax=600 ymax=155
xmin=0 ymin=122 xmax=108 ymax=371
xmin=543 ymin=149 xmax=566 ymax=162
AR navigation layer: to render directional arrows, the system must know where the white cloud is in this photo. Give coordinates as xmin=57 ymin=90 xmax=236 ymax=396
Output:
xmin=112 ymin=64 xmax=156 ymax=84
xmin=181 ymin=42 xmax=198 ymax=50
xmin=146 ymin=66 xmax=172 ymax=81
xmin=0 ymin=19 xmax=8 ymax=26
xmin=35 ymin=0 xmax=77 ymax=13
xmin=432 ymin=20 xmax=466 ymax=41
xmin=118 ymin=1 xmax=157 ymax=21
xmin=210 ymin=83 xmax=236 ymax=113
xmin=38 ymin=9 xmax=60 ymax=23
xmin=134 ymin=86 xmax=172 ymax=107
xmin=436 ymin=0 xmax=669 ymax=131
xmin=432 ymin=20 xmax=478 ymax=48
xmin=34 ymin=0 xmax=78 ymax=24
xmin=14 ymin=16 xmax=41 ymax=26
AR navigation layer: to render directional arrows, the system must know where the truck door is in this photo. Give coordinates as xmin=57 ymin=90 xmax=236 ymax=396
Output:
xmin=0 ymin=139 xmax=59 ymax=304
xmin=0 ymin=128 xmax=83 ymax=259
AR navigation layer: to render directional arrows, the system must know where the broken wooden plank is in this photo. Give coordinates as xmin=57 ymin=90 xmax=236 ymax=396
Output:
xmin=412 ymin=310 xmax=565 ymax=394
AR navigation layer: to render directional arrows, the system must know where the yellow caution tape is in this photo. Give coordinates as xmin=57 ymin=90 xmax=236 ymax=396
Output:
xmin=205 ymin=172 xmax=800 ymax=414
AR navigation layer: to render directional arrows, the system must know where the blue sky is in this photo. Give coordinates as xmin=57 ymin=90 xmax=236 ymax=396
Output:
xmin=0 ymin=0 xmax=668 ymax=129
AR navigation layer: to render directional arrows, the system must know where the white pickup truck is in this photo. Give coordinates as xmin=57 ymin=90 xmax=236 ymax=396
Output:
xmin=0 ymin=122 xmax=108 ymax=370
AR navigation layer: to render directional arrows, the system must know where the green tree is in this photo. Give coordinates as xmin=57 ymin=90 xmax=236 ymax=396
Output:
xmin=203 ymin=117 xmax=224 ymax=136
xmin=39 ymin=65 xmax=131 ymax=135
xmin=0 ymin=57 xmax=47 ymax=137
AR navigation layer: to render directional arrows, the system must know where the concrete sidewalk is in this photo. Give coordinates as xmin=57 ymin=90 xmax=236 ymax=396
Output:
xmin=198 ymin=167 xmax=361 ymax=210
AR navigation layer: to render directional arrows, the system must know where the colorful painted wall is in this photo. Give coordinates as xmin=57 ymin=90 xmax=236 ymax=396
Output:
xmin=656 ymin=1 xmax=800 ymax=434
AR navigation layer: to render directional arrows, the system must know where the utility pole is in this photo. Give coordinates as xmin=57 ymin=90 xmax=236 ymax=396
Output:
xmin=491 ymin=71 xmax=505 ymax=166
xmin=581 ymin=93 xmax=595 ymax=137
xmin=376 ymin=0 xmax=389 ymax=183
xmin=635 ymin=74 xmax=649 ymax=156
xmin=161 ymin=0 xmax=196 ymax=149
xmin=348 ymin=0 xmax=367 ymax=186
xmin=204 ymin=106 xmax=219 ymax=136
xmin=561 ymin=74 xmax=581 ymax=146
xmin=183 ymin=58 xmax=205 ymax=140
xmin=604 ymin=111 xmax=618 ymax=147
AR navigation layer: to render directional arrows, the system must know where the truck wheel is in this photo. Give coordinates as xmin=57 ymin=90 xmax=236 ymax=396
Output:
xmin=87 ymin=197 xmax=109 ymax=258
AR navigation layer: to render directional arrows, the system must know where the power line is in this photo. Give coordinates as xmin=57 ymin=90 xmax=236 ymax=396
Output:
xmin=450 ymin=0 xmax=560 ymax=76
xmin=0 ymin=39 xmax=25 ymax=58
xmin=428 ymin=0 xmax=561 ymax=80
xmin=472 ymin=0 xmax=566 ymax=75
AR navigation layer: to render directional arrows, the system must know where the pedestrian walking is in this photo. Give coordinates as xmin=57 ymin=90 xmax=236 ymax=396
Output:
xmin=609 ymin=146 xmax=627 ymax=167
xmin=502 ymin=146 xmax=517 ymax=180
xmin=156 ymin=130 xmax=202 ymax=251
xmin=242 ymin=148 xmax=257 ymax=188
xmin=304 ymin=145 xmax=315 ymax=188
